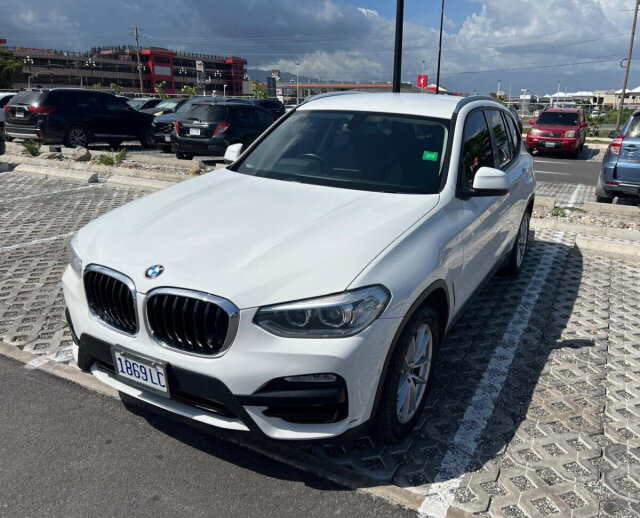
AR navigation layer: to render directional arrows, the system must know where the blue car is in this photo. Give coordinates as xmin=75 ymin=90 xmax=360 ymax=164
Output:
xmin=596 ymin=111 xmax=640 ymax=203
xmin=150 ymin=96 xmax=251 ymax=151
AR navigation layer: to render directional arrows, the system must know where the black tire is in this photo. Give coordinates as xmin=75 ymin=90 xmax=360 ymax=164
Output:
xmin=596 ymin=196 xmax=613 ymax=204
xmin=0 ymin=139 xmax=5 ymax=156
xmin=140 ymin=128 xmax=155 ymax=149
xmin=376 ymin=306 xmax=439 ymax=443
xmin=579 ymin=140 xmax=584 ymax=152
xmin=176 ymin=151 xmax=194 ymax=160
xmin=64 ymin=125 xmax=89 ymax=148
xmin=501 ymin=211 xmax=530 ymax=276
xmin=160 ymin=146 xmax=171 ymax=153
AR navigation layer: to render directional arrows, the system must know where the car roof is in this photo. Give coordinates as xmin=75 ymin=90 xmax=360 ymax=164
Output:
xmin=296 ymin=92 xmax=490 ymax=119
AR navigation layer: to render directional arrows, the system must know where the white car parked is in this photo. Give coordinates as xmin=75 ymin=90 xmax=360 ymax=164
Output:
xmin=63 ymin=93 xmax=534 ymax=441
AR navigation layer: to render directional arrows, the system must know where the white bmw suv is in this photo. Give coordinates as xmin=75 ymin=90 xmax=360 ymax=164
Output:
xmin=63 ymin=93 xmax=534 ymax=442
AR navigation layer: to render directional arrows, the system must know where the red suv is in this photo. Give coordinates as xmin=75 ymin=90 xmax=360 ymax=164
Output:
xmin=525 ymin=108 xmax=587 ymax=157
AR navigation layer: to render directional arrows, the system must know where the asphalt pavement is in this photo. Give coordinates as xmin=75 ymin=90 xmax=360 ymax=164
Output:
xmin=0 ymin=355 xmax=414 ymax=518
xmin=533 ymin=155 xmax=601 ymax=185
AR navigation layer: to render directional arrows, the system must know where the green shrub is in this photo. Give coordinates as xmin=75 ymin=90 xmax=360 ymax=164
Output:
xmin=97 ymin=148 xmax=127 ymax=166
xmin=20 ymin=139 xmax=41 ymax=156
xmin=550 ymin=208 xmax=566 ymax=218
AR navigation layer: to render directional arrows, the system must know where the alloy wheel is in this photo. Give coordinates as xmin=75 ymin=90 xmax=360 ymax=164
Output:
xmin=396 ymin=323 xmax=433 ymax=424
xmin=69 ymin=128 xmax=87 ymax=147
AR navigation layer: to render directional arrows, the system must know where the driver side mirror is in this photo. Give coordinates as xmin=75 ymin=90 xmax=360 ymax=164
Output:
xmin=224 ymin=143 xmax=243 ymax=165
xmin=471 ymin=167 xmax=510 ymax=195
xmin=528 ymin=119 xmax=535 ymax=125
xmin=581 ymin=121 xmax=588 ymax=128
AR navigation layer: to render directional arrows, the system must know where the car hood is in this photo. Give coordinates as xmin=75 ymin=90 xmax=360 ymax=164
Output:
xmin=77 ymin=170 xmax=439 ymax=309
xmin=153 ymin=112 xmax=181 ymax=123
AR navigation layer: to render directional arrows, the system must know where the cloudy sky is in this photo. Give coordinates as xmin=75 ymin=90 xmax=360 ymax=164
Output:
xmin=0 ymin=0 xmax=636 ymax=94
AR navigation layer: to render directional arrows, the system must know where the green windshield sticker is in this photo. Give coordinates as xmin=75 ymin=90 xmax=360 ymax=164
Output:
xmin=422 ymin=151 xmax=439 ymax=161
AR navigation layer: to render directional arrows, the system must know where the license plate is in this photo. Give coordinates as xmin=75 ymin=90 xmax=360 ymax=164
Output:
xmin=15 ymin=111 xmax=24 ymax=118
xmin=164 ymin=135 xmax=171 ymax=142
xmin=544 ymin=141 xmax=555 ymax=148
xmin=112 ymin=348 xmax=169 ymax=396
xmin=189 ymin=128 xmax=201 ymax=136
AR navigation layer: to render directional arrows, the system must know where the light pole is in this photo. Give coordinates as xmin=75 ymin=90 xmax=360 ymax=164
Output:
xmin=497 ymin=79 xmax=502 ymax=98
xmin=421 ymin=59 xmax=425 ymax=93
xmin=392 ymin=0 xmax=404 ymax=93
xmin=85 ymin=58 xmax=96 ymax=86
xmin=521 ymin=88 xmax=528 ymax=117
xmin=213 ymin=70 xmax=222 ymax=96
xmin=435 ymin=0 xmax=445 ymax=95
xmin=556 ymin=80 xmax=560 ymax=107
xmin=617 ymin=0 xmax=639 ymax=131
xmin=223 ymin=84 xmax=227 ymax=97
xmin=295 ymin=60 xmax=300 ymax=103
xmin=23 ymin=56 xmax=34 ymax=87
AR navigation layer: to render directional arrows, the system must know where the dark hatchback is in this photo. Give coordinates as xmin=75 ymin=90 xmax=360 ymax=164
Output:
xmin=172 ymin=102 xmax=276 ymax=159
xmin=4 ymin=89 xmax=155 ymax=148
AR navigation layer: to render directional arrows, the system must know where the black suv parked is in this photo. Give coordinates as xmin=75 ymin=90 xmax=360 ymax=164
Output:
xmin=172 ymin=102 xmax=276 ymax=160
xmin=250 ymin=98 xmax=286 ymax=118
xmin=5 ymin=89 xmax=155 ymax=148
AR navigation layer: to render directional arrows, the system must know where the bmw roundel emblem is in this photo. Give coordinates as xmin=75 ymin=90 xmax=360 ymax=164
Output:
xmin=145 ymin=265 xmax=164 ymax=279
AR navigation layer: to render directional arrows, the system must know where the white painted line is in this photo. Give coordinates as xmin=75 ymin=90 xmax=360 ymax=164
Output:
xmin=417 ymin=232 xmax=566 ymax=518
xmin=0 ymin=184 xmax=99 ymax=202
xmin=24 ymin=356 xmax=50 ymax=370
xmin=534 ymin=159 xmax=573 ymax=165
xmin=0 ymin=232 xmax=74 ymax=252
xmin=534 ymin=171 xmax=571 ymax=176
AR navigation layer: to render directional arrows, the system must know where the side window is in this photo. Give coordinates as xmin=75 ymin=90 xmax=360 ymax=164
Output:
xmin=461 ymin=110 xmax=494 ymax=188
xmin=76 ymin=92 xmax=99 ymax=111
xmin=229 ymin=107 xmax=252 ymax=126
xmin=253 ymin=110 xmax=275 ymax=129
xmin=503 ymin=112 xmax=519 ymax=158
xmin=104 ymin=96 xmax=128 ymax=112
xmin=486 ymin=109 xmax=512 ymax=169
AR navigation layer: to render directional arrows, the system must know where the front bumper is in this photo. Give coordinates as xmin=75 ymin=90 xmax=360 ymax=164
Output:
xmin=62 ymin=266 xmax=400 ymax=440
xmin=526 ymin=135 xmax=578 ymax=152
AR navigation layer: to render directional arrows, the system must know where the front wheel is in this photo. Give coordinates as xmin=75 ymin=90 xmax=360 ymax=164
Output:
xmin=140 ymin=128 xmax=155 ymax=149
xmin=376 ymin=306 xmax=439 ymax=442
xmin=501 ymin=211 xmax=530 ymax=276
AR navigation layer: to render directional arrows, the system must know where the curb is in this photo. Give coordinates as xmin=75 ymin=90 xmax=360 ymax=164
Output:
xmin=2 ymin=154 xmax=189 ymax=183
xmin=534 ymin=196 xmax=555 ymax=209
xmin=583 ymin=201 xmax=640 ymax=219
xmin=531 ymin=218 xmax=640 ymax=241
xmin=13 ymin=163 xmax=98 ymax=183
xmin=106 ymin=174 xmax=178 ymax=191
xmin=0 ymin=340 xmax=436 ymax=514
xmin=573 ymin=235 xmax=640 ymax=264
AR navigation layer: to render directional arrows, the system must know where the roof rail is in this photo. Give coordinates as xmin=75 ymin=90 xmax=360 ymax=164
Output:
xmin=453 ymin=95 xmax=502 ymax=112
xmin=300 ymin=90 xmax=363 ymax=106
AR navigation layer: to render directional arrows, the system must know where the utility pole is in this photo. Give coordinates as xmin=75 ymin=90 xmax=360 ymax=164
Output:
xmin=497 ymin=79 xmax=502 ymax=98
xmin=392 ymin=0 xmax=404 ymax=93
xmin=617 ymin=0 xmax=639 ymax=131
xmin=130 ymin=26 xmax=144 ymax=94
xmin=435 ymin=0 xmax=445 ymax=95
xmin=295 ymin=60 xmax=300 ymax=103
xmin=421 ymin=59 xmax=425 ymax=93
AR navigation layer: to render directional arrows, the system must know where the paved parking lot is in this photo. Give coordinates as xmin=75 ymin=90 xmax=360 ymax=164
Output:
xmin=1 ymin=169 xmax=639 ymax=517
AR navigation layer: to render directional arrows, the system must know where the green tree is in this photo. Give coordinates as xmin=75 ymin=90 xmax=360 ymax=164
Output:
xmin=110 ymin=82 xmax=124 ymax=95
xmin=181 ymin=84 xmax=199 ymax=97
xmin=0 ymin=48 xmax=23 ymax=89
xmin=91 ymin=82 xmax=102 ymax=90
xmin=251 ymin=80 xmax=267 ymax=99
xmin=154 ymin=81 xmax=169 ymax=98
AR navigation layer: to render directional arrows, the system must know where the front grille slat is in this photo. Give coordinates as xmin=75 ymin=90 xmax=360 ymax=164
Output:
xmin=84 ymin=267 xmax=137 ymax=335
xmin=146 ymin=290 xmax=235 ymax=356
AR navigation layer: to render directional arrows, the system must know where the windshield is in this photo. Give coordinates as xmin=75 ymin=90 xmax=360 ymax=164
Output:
xmin=182 ymin=104 xmax=227 ymax=121
xmin=127 ymin=99 xmax=152 ymax=108
xmin=154 ymin=99 xmax=179 ymax=110
xmin=232 ymin=110 xmax=449 ymax=194
xmin=537 ymin=112 xmax=578 ymax=126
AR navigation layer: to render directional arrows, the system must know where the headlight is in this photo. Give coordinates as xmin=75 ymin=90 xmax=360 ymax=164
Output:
xmin=529 ymin=128 xmax=542 ymax=136
xmin=67 ymin=234 xmax=83 ymax=275
xmin=564 ymin=130 xmax=576 ymax=138
xmin=254 ymin=285 xmax=390 ymax=338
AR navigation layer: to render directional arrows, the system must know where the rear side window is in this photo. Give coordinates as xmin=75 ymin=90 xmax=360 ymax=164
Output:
xmin=503 ymin=112 xmax=520 ymax=158
xmin=486 ymin=110 xmax=512 ymax=170
xmin=461 ymin=111 xmax=494 ymax=188
xmin=624 ymin=116 xmax=640 ymax=137
xmin=229 ymin=107 xmax=255 ymax=126
xmin=253 ymin=109 xmax=276 ymax=128
xmin=47 ymin=91 xmax=81 ymax=108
